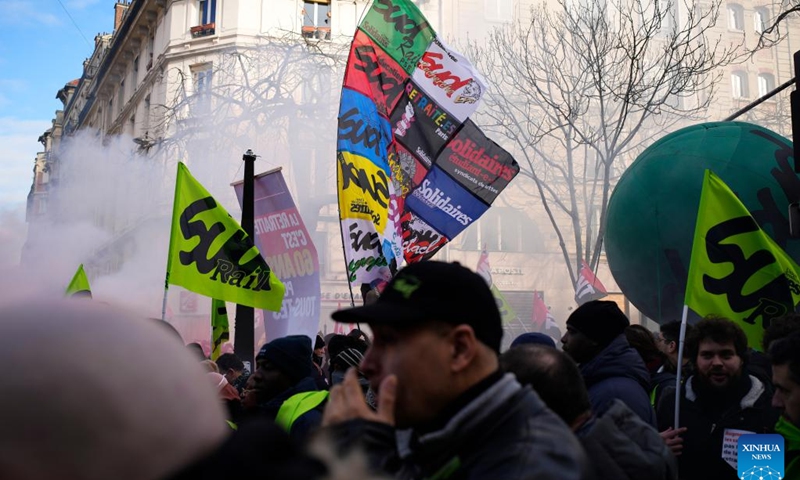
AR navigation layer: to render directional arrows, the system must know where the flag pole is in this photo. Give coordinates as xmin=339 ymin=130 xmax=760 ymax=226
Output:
xmin=161 ymin=282 xmax=169 ymax=322
xmin=234 ymin=149 xmax=256 ymax=368
xmin=673 ymin=304 xmax=689 ymax=428
xmin=162 ymin=162 xmax=184 ymax=323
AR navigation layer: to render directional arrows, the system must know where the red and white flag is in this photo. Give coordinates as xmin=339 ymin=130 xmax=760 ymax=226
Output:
xmin=532 ymin=292 xmax=562 ymax=342
xmin=476 ymin=245 xmax=492 ymax=286
xmin=574 ymin=259 xmax=608 ymax=305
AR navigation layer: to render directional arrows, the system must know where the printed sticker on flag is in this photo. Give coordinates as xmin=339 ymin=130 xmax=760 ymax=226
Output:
xmin=413 ymin=37 xmax=487 ymax=122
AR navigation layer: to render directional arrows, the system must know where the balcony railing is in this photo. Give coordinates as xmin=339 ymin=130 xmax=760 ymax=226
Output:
xmin=190 ymin=23 xmax=215 ymax=38
xmin=302 ymin=26 xmax=331 ymax=40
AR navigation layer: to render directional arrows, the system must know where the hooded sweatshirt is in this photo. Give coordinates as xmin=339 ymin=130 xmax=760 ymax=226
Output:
xmin=776 ymin=416 xmax=800 ymax=480
xmin=580 ymin=334 xmax=658 ymax=427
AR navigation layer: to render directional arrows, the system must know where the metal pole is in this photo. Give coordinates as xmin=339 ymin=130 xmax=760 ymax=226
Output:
xmin=723 ymin=77 xmax=794 ymax=121
xmin=235 ymin=149 xmax=256 ymax=369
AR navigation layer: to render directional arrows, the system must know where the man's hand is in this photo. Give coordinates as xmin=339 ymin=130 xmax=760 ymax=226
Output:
xmin=660 ymin=427 xmax=687 ymax=456
xmin=322 ymin=368 xmax=397 ymax=427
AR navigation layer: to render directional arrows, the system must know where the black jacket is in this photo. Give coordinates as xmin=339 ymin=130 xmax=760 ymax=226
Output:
xmin=256 ymin=376 xmax=325 ymax=443
xmin=578 ymin=399 xmax=678 ymax=480
xmin=329 ymin=373 xmax=588 ymax=480
xmin=581 ymin=335 xmax=658 ymax=427
xmin=656 ymin=374 xmax=779 ymax=480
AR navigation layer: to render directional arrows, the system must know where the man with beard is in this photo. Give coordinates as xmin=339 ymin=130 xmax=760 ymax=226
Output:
xmin=656 ymin=316 xmax=778 ymax=480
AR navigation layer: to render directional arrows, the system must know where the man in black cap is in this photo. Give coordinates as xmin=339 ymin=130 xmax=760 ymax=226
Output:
xmin=250 ymin=335 xmax=328 ymax=441
xmin=322 ymin=261 xmax=587 ymax=480
xmin=561 ymin=300 xmax=656 ymax=426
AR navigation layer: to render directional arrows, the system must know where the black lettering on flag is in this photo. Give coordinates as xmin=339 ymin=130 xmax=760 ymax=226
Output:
xmin=338 ymin=153 xmax=390 ymax=208
xmin=179 ymin=197 xmax=273 ymax=291
xmin=339 ymin=108 xmax=384 ymax=159
xmin=372 ymin=0 xmax=430 ymax=57
xmin=349 ymin=223 xmax=381 ymax=252
xmin=702 ymin=215 xmax=794 ymax=328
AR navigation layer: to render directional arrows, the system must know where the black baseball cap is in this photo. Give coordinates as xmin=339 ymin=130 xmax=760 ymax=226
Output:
xmin=331 ymin=261 xmax=503 ymax=352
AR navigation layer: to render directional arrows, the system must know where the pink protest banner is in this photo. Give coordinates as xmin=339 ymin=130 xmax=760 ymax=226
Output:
xmin=234 ymin=168 xmax=321 ymax=342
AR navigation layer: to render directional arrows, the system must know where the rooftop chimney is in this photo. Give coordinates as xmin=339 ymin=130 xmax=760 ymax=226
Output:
xmin=114 ymin=1 xmax=129 ymax=31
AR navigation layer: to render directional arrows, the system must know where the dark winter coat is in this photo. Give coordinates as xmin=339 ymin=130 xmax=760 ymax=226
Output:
xmin=257 ymin=376 xmax=326 ymax=442
xmin=577 ymin=399 xmax=678 ymax=480
xmin=329 ymin=373 xmax=588 ymax=480
xmin=580 ymin=335 xmax=658 ymax=427
xmin=651 ymin=367 xmax=677 ymax=408
xmin=656 ymin=374 xmax=779 ymax=480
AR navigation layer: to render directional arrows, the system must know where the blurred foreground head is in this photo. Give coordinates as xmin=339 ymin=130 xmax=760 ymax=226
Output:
xmin=0 ymin=298 xmax=228 ymax=480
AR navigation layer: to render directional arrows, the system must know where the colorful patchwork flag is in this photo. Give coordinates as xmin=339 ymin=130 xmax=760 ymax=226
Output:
xmin=337 ymin=0 xmax=520 ymax=285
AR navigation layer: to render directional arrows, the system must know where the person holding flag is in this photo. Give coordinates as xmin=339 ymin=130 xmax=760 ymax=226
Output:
xmin=655 ymin=317 xmax=777 ymax=480
xmin=655 ymin=170 xmax=790 ymax=480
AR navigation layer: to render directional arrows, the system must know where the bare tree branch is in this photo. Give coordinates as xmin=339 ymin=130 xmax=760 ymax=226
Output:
xmin=466 ymin=0 xmax=740 ymax=287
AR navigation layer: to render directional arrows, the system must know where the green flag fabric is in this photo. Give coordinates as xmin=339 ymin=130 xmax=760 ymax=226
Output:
xmin=65 ymin=264 xmax=92 ymax=298
xmin=491 ymin=284 xmax=518 ymax=325
xmin=685 ymin=170 xmax=800 ymax=351
xmin=360 ymin=0 xmax=435 ymax=73
xmin=167 ymin=162 xmax=285 ymax=311
xmin=211 ymin=298 xmax=229 ymax=361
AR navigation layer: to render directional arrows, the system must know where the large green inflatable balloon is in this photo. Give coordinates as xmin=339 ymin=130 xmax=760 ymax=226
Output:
xmin=605 ymin=122 xmax=800 ymax=323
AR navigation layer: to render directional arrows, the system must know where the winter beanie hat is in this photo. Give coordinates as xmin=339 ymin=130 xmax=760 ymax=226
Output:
xmin=256 ymin=335 xmax=313 ymax=384
xmin=334 ymin=348 xmax=364 ymax=370
xmin=566 ymin=300 xmax=630 ymax=347
xmin=510 ymin=332 xmax=556 ymax=349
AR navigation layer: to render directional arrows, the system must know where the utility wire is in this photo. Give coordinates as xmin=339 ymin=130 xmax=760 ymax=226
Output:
xmin=55 ymin=0 xmax=92 ymax=47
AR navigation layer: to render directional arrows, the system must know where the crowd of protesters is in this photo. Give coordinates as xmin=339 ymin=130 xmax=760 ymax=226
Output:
xmin=2 ymin=260 xmax=800 ymax=480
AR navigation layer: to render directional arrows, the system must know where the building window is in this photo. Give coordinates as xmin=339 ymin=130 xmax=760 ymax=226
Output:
xmin=147 ymin=33 xmax=154 ymax=69
xmin=658 ymin=0 xmax=677 ymax=34
xmin=485 ymin=0 xmax=513 ymax=23
xmin=460 ymin=208 xmax=545 ymax=253
xmin=754 ymin=7 xmax=768 ymax=33
xmin=191 ymin=0 xmax=216 ymax=36
xmin=301 ymin=69 xmax=332 ymax=105
xmin=198 ymin=0 xmax=216 ymax=25
xmin=302 ymin=0 xmax=331 ymax=40
xmin=192 ymin=63 xmax=213 ymax=113
xmin=758 ymin=73 xmax=775 ymax=97
xmin=731 ymin=71 xmax=749 ymax=98
xmin=106 ymin=99 xmax=114 ymax=129
xmin=118 ymin=80 xmax=125 ymax=112
xmin=727 ymin=4 xmax=744 ymax=30
xmin=144 ymin=94 xmax=151 ymax=131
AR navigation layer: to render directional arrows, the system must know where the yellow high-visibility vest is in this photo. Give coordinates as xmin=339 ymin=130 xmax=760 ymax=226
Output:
xmin=275 ymin=390 xmax=329 ymax=432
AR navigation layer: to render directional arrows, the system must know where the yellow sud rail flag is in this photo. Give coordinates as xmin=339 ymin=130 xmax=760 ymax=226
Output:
xmin=685 ymin=170 xmax=800 ymax=351
xmin=210 ymin=298 xmax=229 ymax=361
xmin=167 ymin=162 xmax=285 ymax=311
xmin=65 ymin=263 xmax=92 ymax=298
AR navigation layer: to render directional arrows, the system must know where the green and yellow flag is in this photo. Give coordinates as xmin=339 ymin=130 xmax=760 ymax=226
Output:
xmin=491 ymin=284 xmax=518 ymax=324
xmin=167 ymin=162 xmax=285 ymax=311
xmin=65 ymin=264 xmax=92 ymax=298
xmin=685 ymin=170 xmax=800 ymax=351
xmin=211 ymin=298 xmax=229 ymax=361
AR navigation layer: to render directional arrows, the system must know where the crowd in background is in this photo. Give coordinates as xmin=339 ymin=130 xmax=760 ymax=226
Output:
xmin=2 ymin=260 xmax=800 ymax=480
